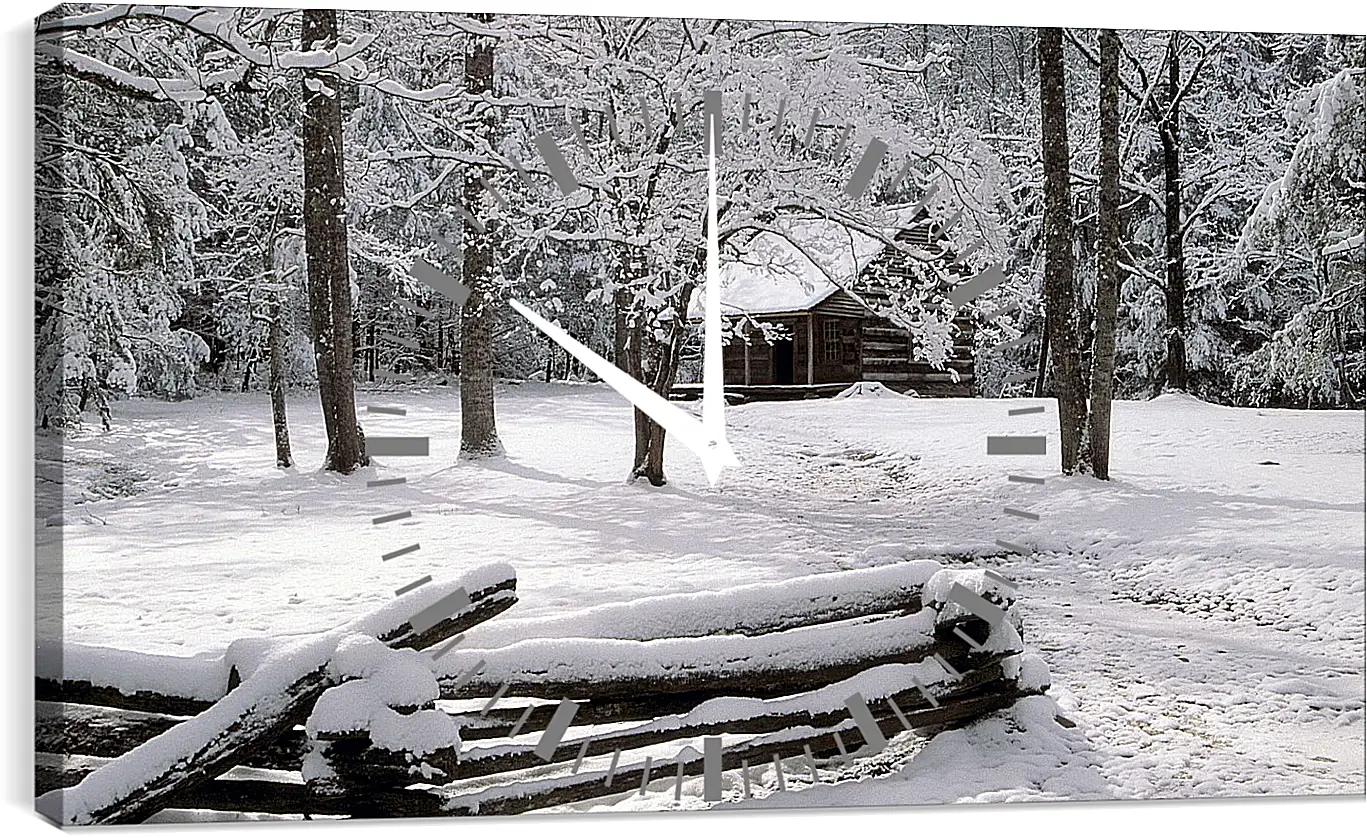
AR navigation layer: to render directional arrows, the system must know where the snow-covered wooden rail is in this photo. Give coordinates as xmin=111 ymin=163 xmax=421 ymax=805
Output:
xmin=36 ymin=564 xmax=517 ymax=825
xmin=35 ymin=561 xmax=1047 ymax=822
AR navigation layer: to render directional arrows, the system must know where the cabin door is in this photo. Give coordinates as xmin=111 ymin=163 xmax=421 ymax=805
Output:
xmin=773 ymin=338 xmax=794 ymax=385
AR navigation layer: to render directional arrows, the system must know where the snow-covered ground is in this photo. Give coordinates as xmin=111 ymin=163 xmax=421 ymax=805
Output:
xmin=39 ymin=382 xmax=1366 ymax=808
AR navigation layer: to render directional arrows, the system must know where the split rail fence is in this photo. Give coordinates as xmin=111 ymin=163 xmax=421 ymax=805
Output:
xmin=36 ymin=560 xmax=1047 ymax=824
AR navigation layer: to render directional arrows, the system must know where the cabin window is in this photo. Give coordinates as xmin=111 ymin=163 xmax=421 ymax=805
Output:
xmin=822 ymin=320 xmax=841 ymax=361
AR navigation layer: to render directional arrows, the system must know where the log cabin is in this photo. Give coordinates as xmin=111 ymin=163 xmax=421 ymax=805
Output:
xmin=682 ymin=212 xmax=976 ymax=400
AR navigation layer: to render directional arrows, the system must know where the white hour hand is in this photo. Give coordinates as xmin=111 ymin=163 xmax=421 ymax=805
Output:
xmin=411 ymin=279 xmax=736 ymax=486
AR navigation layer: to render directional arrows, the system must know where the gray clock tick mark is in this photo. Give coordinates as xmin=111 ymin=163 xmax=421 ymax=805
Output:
xmin=410 ymin=258 xmax=471 ymax=307
xmin=703 ymin=736 xmax=723 ymax=800
xmin=394 ymin=297 xmax=432 ymax=317
xmin=508 ymin=705 xmax=535 ymax=737
xmin=535 ymin=699 xmax=580 ymax=760
xmin=987 ymin=436 xmax=1047 ymax=455
xmin=910 ymin=675 xmax=940 ymax=708
xmin=429 ymin=633 xmax=464 ymax=661
xmin=533 ymin=130 xmax=581 ymax=195
xmin=948 ymin=583 xmax=1007 ymax=627
xmin=571 ymin=737 xmax=592 ymax=773
xmin=381 ymin=543 xmax=419 ymax=561
xmin=984 ymin=570 xmax=1019 ymax=590
xmin=367 ymin=437 xmax=429 ymax=457
xmin=844 ymin=692 xmax=887 ymax=751
xmin=394 ymin=575 xmax=431 ymax=596
xmin=888 ymin=157 xmax=914 ymax=196
xmin=639 ymin=756 xmax=653 ymax=795
xmin=410 ymin=587 xmax=474 ymax=634
xmin=954 ymin=240 xmax=985 ymax=265
xmin=947 ymin=262 xmax=1007 ymax=307
xmin=638 ymin=94 xmax=653 ymax=138
xmin=845 ymin=138 xmax=888 ymax=201
xmin=992 ymin=335 xmax=1038 ymax=352
xmin=886 ymin=696 xmax=912 ymax=729
xmin=1002 ymin=371 xmax=1038 ymax=386
xmin=703 ymin=89 xmax=723 ymax=155
xmin=933 ymin=653 xmax=963 ymax=680
xmin=802 ymin=108 xmax=819 ymax=149
xmin=983 ymin=301 xmax=1019 ymax=321
xmin=479 ymin=174 xmax=508 ymax=211
xmin=379 ymin=332 xmax=420 ymax=351
xmin=834 ymin=124 xmax=853 ymax=158
xmin=569 ymin=116 xmax=593 ymax=160
xmin=480 ymin=681 xmax=510 ymax=716
xmin=449 ymin=658 xmax=486 ymax=692
xmin=455 ymin=204 xmax=485 ymax=235
xmin=605 ymin=749 xmax=621 ymax=786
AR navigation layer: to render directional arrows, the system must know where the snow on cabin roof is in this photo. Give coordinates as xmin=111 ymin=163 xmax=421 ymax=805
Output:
xmin=689 ymin=207 xmax=925 ymax=318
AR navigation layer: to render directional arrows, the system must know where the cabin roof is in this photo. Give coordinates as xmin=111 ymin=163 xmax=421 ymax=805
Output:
xmin=689 ymin=206 xmax=931 ymax=318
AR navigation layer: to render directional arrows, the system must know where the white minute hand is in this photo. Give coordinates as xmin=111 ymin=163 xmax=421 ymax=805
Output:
xmin=699 ymin=135 xmax=739 ymax=482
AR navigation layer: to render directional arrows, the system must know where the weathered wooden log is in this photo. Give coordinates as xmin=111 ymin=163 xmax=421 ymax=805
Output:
xmin=37 ymin=603 xmax=1018 ymax=794
xmin=447 ymin=611 xmax=1021 ymax=739
xmin=37 ymin=666 xmax=1042 ymax=817
xmin=35 ymin=641 xmax=226 ymax=716
xmin=33 ymin=617 xmax=1011 ymax=764
xmin=36 ymin=563 xmax=1028 ymax=823
xmin=464 ymin=561 xmax=943 ymax=647
xmin=36 ymin=701 xmax=184 ymax=760
xmin=311 ymin=738 xmax=463 ymax=791
xmin=437 ymin=680 xmax=1048 ymax=816
xmin=35 ymin=680 xmax=216 ymax=717
xmin=448 ymin=655 xmax=1014 ymax=781
xmin=437 ymin=608 xmax=1016 ymax=704
xmin=36 ymin=701 xmax=308 ymax=772
xmin=36 ymin=650 xmax=1005 ymax=783
xmin=37 ymin=565 xmax=515 ymax=826
xmin=34 ymin=572 xmax=519 ymax=716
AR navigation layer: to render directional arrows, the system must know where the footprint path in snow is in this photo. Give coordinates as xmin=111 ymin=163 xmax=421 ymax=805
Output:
xmin=712 ymin=404 xmax=1364 ymax=801
xmin=994 ymin=548 xmax=1364 ymax=798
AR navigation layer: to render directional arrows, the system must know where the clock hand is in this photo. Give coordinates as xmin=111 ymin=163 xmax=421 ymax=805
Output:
xmin=506 ymin=300 xmax=733 ymax=484
xmin=701 ymin=133 xmax=738 ymax=480
xmin=412 ymin=263 xmax=736 ymax=485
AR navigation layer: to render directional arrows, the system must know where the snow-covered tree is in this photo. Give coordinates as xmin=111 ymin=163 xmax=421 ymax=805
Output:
xmin=1232 ymin=60 xmax=1365 ymax=406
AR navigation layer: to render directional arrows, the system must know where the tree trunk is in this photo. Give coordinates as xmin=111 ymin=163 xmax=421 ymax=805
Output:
xmin=614 ymin=274 xmax=654 ymax=478
xmin=1037 ymin=27 xmax=1087 ymax=474
xmin=1160 ymin=31 xmax=1187 ymax=392
xmin=434 ymin=311 xmax=444 ymax=372
xmin=366 ymin=321 xmax=375 ymax=382
xmin=269 ymin=296 xmax=294 ymax=469
xmin=240 ymin=350 xmax=254 ymax=393
xmin=458 ymin=13 xmax=503 ymax=459
xmin=301 ymin=8 xmax=366 ymax=473
xmin=1032 ymin=317 xmax=1050 ymax=398
xmin=1088 ymin=29 xmax=1122 ymax=480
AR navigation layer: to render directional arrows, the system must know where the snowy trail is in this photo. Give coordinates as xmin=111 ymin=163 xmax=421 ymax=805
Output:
xmin=42 ymin=383 xmax=1364 ymax=805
